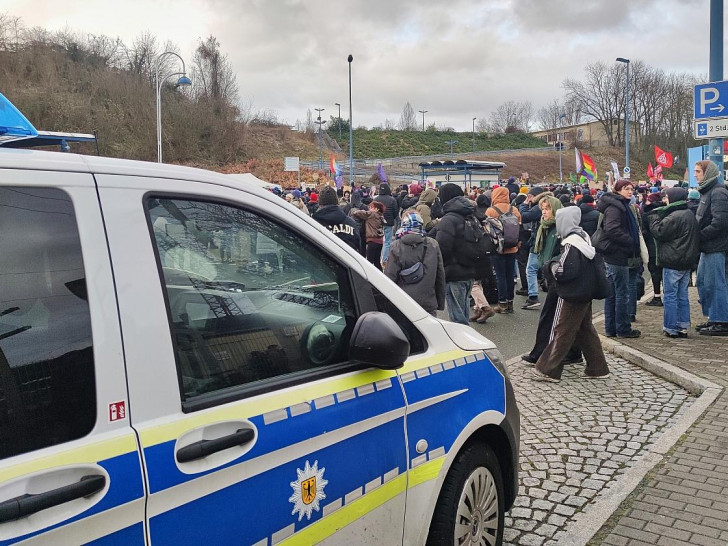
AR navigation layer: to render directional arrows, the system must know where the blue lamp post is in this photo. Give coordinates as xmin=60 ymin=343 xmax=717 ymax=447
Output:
xmin=155 ymin=51 xmax=192 ymax=163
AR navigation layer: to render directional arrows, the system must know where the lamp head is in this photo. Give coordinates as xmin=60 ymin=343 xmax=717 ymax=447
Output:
xmin=348 ymin=54 xmax=353 ymax=63
xmin=176 ymin=75 xmax=192 ymax=87
xmin=615 ymin=57 xmax=629 ymax=64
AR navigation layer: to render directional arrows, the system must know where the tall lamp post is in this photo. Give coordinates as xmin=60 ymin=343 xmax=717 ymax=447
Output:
xmin=472 ymin=117 xmax=477 ymax=152
xmin=334 ymin=102 xmax=342 ymax=140
xmin=616 ymin=57 xmax=630 ymax=176
xmin=315 ymin=108 xmax=326 ymax=170
xmin=419 ymin=109 xmax=428 ymax=131
xmin=154 ymin=51 xmax=192 ymax=163
xmin=558 ymin=113 xmax=566 ymax=182
xmin=445 ymin=139 xmax=458 ymax=158
xmin=348 ymin=55 xmax=354 ymax=185
xmin=708 ymin=0 xmax=724 ymax=179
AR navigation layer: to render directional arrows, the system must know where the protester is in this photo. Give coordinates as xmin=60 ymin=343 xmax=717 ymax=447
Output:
xmin=694 ymin=160 xmax=728 ymax=336
xmin=647 ymin=187 xmax=700 ymax=338
xmin=687 ymin=189 xmax=700 ymax=216
xmin=597 ymin=180 xmax=641 ymax=338
xmin=531 ymin=207 xmax=610 ymax=382
xmin=486 ymin=186 xmax=522 ymax=313
xmin=384 ymin=211 xmax=445 ymax=316
xmin=352 ymin=201 xmax=386 ymax=271
xmin=290 ymin=189 xmax=309 ymax=215
xmin=306 ymin=191 xmax=319 ymax=215
xmin=520 ymin=189 xmax=550 ymax=307
xmin=311 ymin=185 xmax=360 ymax=251
xmin=522 ymin=195 xmax=562 ymax=310
xmin=578 ymin=194 xmax=600 ymax=236
xmin=415 ymin=187 xmax=439 ymax=231
xmin=374 ymin=183 xmax=399 ymax=268
xmin=429 ymin=183 xmax=478 ymax=325
xmin=470 ymin=194 xmax=497 ymax=323
xmin=642 ymin=191 xmax=664 ymax=307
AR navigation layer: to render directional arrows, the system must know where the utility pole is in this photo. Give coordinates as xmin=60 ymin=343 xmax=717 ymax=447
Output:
xmin=445 ymin=140 xmax=458 ymax=158
xmin=334 ymin=102 xmax=342 ymax=140
xmin=709 ymin=0 xmax=724 ymax=179
xmin=472 ymin=117 xmax=477 ymax=152
xmin=348 ymin=55 xmax=354 ymax=185
xmin=419 ymin=110 xmax=428 ymax=131
xmin=315 ymin=108 xmax=326 ymax=171
xmin=616 ymin=57 xmax=630 ymax=175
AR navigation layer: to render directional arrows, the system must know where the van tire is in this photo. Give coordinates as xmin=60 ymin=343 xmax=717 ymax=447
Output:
xmin=426 ymin=442 xmax=505 ymax=546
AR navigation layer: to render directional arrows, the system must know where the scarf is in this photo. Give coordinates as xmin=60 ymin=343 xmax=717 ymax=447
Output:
xmin=395 ymin=211 xmax=425 ymax=239
xmin=533 ymin=196 xmax=562 ymax=254
xmin=623 ymin=199 xmax=641 ymax=256
xmin=699 ymin=161 xmax=720 ymax=191
xmin=562 ymin=232 xmax=596 ymax=260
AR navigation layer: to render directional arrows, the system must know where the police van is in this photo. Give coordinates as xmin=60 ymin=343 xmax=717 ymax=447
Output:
xmin=0 ymin=150 xmax=519 ymax=545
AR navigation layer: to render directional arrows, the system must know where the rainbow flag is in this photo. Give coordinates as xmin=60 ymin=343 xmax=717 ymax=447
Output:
xmin=330 ymin=156 xmax=341 ymax=176
xmin=575 ymin=148 xmax=597 ymax=181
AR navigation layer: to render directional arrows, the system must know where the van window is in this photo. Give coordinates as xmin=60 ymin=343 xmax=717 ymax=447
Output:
xmin=146 ymin=197 xmax=358 ymax=403
xmin=0 ymin=188 xmax=96 ymax=460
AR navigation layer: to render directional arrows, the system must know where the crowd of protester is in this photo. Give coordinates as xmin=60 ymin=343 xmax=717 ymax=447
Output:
xmin=268 ymin=162 xmax=728 ymax=383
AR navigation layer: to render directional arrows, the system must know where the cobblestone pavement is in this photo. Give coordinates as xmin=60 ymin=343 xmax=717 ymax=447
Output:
xmin=505 ymin=353 xmax=696 ymax=546
xmin=594 ymin=287 xmax=728 ymax=546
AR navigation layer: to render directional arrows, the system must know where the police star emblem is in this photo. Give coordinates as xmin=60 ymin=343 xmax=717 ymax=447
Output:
xmin=289 ymin=460 xmax=328 ymax=521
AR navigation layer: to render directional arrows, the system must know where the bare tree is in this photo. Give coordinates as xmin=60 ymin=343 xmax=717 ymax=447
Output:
xmin=191 ymin=35 xmax=239 ymax=105
xmin=488 ymin=100 xmax=534 ymax=133
xmin=0 ymin=13 xmax=24 ymax=51
xmin=398 ymin=101 xmax=418 ymax=131
xmin=535 ymin=99 xmax=582 ymax=130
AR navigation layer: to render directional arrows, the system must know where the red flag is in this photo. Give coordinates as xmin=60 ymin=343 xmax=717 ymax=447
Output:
xmin=647 ymin=163 xmax=654 ymax=178
xmin=655 ymin=145 xmax=674 ymax=168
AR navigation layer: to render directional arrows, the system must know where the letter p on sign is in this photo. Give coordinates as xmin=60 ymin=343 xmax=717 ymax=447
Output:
xmin=700 ymin=87 xmax=720 ymax=114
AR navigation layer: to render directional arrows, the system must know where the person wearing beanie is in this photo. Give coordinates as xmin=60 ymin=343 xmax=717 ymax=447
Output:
xmin=289 ymin=188 xmax=309 ymax=215
xmin=505 ymin=176 xmax=520 ymax=196
xmin=647 ymin=186 xmax=699 ymax=337
xmin=384 ymin=211 xmax=446 ymax=316
xmin=693 ymin=160 xmax=728 ymax=335
xmin=642 ymin=191 xmax=665 ymax=307
xmin=486 ymin=186 xmax=522 ymax=313
xmin=307 ymin=192 xmax=319 ymax=215
xmin=427 ymin=183 xmax=479 ymax=324
xmin=597 ymin=179 xmax=641 ymax=338
xmin=312 ymin=186 xmax=361 ymax=251
xmin=520 ymin=186 xmax=529 ymax=194
xmin=374 ymin=183 xmax=399 ymax=268
xmin=687 ymin=188 xmax=700 ymax=216
xmin=578 ymin=194 xmax=600 ymax=236
xmin=352 ymin=201 xmax=386 ymax=270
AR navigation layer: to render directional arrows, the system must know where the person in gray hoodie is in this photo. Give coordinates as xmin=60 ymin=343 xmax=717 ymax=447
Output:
xmin=384 ymin=211 xmax=445 ymax=315
xmin=531 ymin=207 xmax=610 ymax=382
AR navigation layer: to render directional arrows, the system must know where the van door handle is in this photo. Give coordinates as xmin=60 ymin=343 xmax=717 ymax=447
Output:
xmin=176 ymin=428 xmax=255 ymax=463
xmin=0 ymin=474 xmax=106 ymax=523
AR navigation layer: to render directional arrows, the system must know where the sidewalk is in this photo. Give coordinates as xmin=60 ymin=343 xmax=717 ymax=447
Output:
xmin=593 ymin=287 xmax=728 ymax=546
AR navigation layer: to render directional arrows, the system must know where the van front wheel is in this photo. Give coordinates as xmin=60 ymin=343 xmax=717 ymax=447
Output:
xmin=426 ymin=443 xmax=505 ymax=546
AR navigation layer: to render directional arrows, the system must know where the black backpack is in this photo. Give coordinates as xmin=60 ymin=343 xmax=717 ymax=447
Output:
xmin=462 ymin=214 xmax=495 ymax=265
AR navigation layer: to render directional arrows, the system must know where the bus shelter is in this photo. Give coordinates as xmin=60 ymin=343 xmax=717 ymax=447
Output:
xmin=419 ymin=159 xmax=506 ymax=190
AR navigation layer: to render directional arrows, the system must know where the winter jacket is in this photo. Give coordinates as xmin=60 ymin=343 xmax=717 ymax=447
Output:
xmin=578 ymin=203 xmax=600 ymax=237
xmin=400 ymin=194 xmax=419 ymax=211
xmin=428 ymin=196 xmax=478 ymax=282
xmin=696 ymin=177 xmax=728 ymax=254
xmin=312 ymin=205 xmax=360 ymax=251
xmin=596 ymin=192 xmax=639 ymax=266
xmin=384 ymin=234 xmax=446 ymax=313
xmin=306 ymin=202 xmax=319 ymax=215
xmin=648 ymin=201 xmax=700 ymax=271
xmin=485 ymin=187 xmax=522 ymax=255
xmin=291 ymin=198 xmax=309 ymax=215
xmin=415 ymin=189 xmax=438 ymax=231
xmin=519 ymin=198 xmax=544 ymax=249
xmin=351 ymin=209 xmax=384 ymax=243
xmin=641 ymin=201 xmax=662 ymax=259
xmin=687 ymin=199 xmax=699 ymax=217
xmin=374 ymin=185 xmax=399 ymax=227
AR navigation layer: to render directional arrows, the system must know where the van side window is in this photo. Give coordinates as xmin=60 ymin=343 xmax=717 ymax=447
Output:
xmin=146 ymin=198 xmax=358 ymax=403
xmin=0 ymin=188 xmax=96 ymax=460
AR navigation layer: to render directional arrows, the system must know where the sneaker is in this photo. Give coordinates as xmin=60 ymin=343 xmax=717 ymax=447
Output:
xmin=516 ymin=288 xmax=529 ymax=296
xmin=521 ymin=297 xmax=541 ymax=310
xmin=617 ymin=329 xmax=641 ymax=338
xmin=604 ymin=332 xmax=616 ymax=338
xmin=645 ymin=297 xmax=663 ymax=307
xmin=521 ymin=353 xmax=537 ymax=364
xmin=699 ymin=323 xmax=728 ymax=336
xmin=664 ymin=330 xmax=688 ymax=339
xmin=695 ymin=321 xmax=714 ymax=331
xmin=530 ymin=368 xmax=560 ymax=383
xmin=583 ymin=373 xmax=610 ymax=379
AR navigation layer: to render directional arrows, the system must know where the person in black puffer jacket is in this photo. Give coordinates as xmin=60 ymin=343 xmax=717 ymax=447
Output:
xmin=647 ymin=187 xmax=700 ymax=338
xmin=597 ymin=181 xmax=641 ymax=338
xmin=312 ymin=186 xmax=360 ymax=251
xmin=578 ymin=194 xmax=600 ymax=237
xmin=694 ymin=160 xmax=728 ymax=335
xmin=374 ymin=183 xmax=399 ymax=267
xmin=428 ymin=183 xmax=476 ymax=325
xmin=642 ymin=192 xmax=664 ymax=306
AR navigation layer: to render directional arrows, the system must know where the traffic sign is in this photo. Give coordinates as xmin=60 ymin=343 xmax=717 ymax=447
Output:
xmin=694 ymin=117 xmax=728 ymax=139
xmin=284 ymin=156 xmax=299 ymax=172
xmin=694 ymin=81 xmax=728 ymax=120
xmin=623 ymin=166 xmax=631 ymax=179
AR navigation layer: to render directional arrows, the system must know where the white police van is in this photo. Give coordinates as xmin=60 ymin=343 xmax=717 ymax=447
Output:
xmin=0 ymin=150 xmax=519 ymax=545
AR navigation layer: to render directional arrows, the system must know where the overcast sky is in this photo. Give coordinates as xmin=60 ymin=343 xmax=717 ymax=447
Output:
xmin=4 ymin=0 xmax=721 ymax=131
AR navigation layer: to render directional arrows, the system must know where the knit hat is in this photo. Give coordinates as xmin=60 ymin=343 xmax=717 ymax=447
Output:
xmin=514 ymin=194 xmax=527 ymax=206
xmin=582 ymin=194 xmax=594 ymax=204
xmin=520 ymin=186 xmax=529 ymax=194
xmin=291 ymin=189 xmax=301 ymax=198
xmin=476 ymin=194 xmax=492 ymax=208
xmin=528 ymin=186 xmax=545 ymax=197
xmin=650 ymin=186 xmax=660 ymax=193
xmin=318 ymin=185 xmax=339 ymax=206
xmin=666 ymin=187 xmax=688 ymax=203
xmin=378 ymin=183 xmax=392 ymax=196
xmin=309 ymin=192 xmax=318 ymax=203
xmin=688 ymin=189 xmax=700 ymax=200
xmin=647 ymin=192 xmax=662 ymax=204
xmin=439 ymin=183 xmax=464 ymax=204
xmin=508 ymin=176 xmax=516 ymax=183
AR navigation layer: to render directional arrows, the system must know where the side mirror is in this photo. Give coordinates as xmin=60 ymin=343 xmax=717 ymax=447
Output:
xmin=349 ymin=312 xmax=410 ymax=369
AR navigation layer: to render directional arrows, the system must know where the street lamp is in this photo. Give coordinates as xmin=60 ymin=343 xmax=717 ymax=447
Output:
xmin=445 ymin=139 xmax=458 ymax=158
xmin=154 ymin=51 xmax=192 ymax=163
xmin=419 ymin=110 xmax=428 ymax=131
xmin=334 ymin=102 xmax=342 ymax=140
xmin=348 ymin=55 xmax=354 ymax=185
xmin=558 ymin=113 xmax=566 ymax=182
xmin=472 ymin=117 xmax=477 ymax=152
xmin=616 ymin=57 xmax=630 ymax=175
xmin=315 ymin=108 xmax=326 ymax=170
